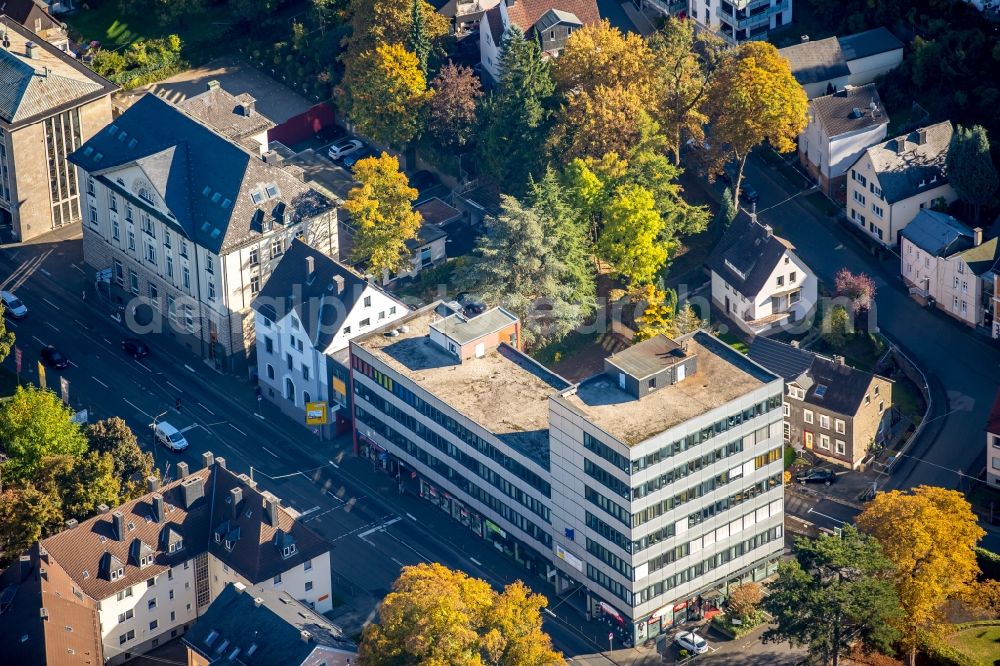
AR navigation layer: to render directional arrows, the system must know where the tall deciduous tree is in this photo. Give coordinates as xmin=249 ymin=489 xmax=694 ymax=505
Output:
xmin=342 ymin=43 xmax=428 ymax=146
xmin=345 ymin=153 xmax=423 ymax=276
xmin=0 ymin=485 xmax=63 ymax=566
xmin=36 ymin=454 xmax=121 ymax=521
xmin=763 ymin=527 xmax=901 ymax=666
xmin=856 ymin=486 xmax=985 ymax=666
xmin=476 ymin=26 xmax=555 ymax=194
xmin=552 ymin=85 xmax=663 ymax=162
xmin=0 ymin=301 xmax=13 ymax=363
xmin=428 ymin=62 xmax=482 ymax=149
xmin=834 ymin=268 xmax=876 ymax=313
xmin=86 ymin=417 xmax=154 ymax=501
xmin=704 ymin=41 xmax=808 ymax=203
xmin=408 ymin=0 xmax=431 ymax=76
xmin=946 ymin=124 xmax=999 ymax=223
xmin=633 ymin=284 xmax=677 ymax=341
xmin=552 ymin=20 xmax=655 ymax=95
xmin=648 ymin=17 xmax=723 ymax=165
xmin=360 ymin=563 xmax=563 ymax=665
xmin=598 ymin=184 xmax=669 ymax=286
xmin=343 ymin=0 xmax=448 ymax=57
xmin=0 ymin=386 xmax=88 ymax=484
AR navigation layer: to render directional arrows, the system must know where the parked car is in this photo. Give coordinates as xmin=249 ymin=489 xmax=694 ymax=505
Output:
xmin=0 ymin=290 xmax=27 ymax=319
xmin=456 ymin=292 xmax=486 ymax=316
xmin=674 ymin=631 xmax=709 ymax=655
xmin=40 ymin=345 xmax=69 ymax=369
xmin=410 ymin=170 xmax=440 ymax=192
xmin=796 ymin=468 xmax=838 ymax=486
xmin=342 ymin=149 xmax=377 ymax=169
xmin=739 ymin=184 xmax=759 ymax=205
xmin=314 ymin=124 xmax=346 ymax=143
xmin=122 ymin=338 xmax=150 ymax=360
xmin=154 ymin=421 xmax=189 ymax=452
xmin=327 ymin=138 xmax=364 ymax=161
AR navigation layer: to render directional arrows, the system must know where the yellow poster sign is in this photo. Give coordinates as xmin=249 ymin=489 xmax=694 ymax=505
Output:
xmin=305 ymin=401 xmax=329 ymax=425
xmin=332 ymin=377 xmax=347 ymax=397
xmin=37 ymin=360 xmax=46 ymax=389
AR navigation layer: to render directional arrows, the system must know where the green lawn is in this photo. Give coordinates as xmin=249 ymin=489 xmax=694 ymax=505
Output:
xmin=892 ymin=377 xmax=925 ymax=419
xmin=716 ymin=329 xmax=748 ymax=354
xmin=66 ymin=3 xmax=234 ymax=61
xmin=944 ymin=624 xmax=1000 ymax=665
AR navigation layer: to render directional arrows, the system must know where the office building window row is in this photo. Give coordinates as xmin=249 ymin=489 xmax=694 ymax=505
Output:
xmin=687 ymin=473 xmax=782 ymax=528
xmin=754 ymin=447 xmax=782 ymax=469
xmin=633 ymin=523 xmax=676 ymax=554
xmin=630 ymin=397 xmax=782 ymax=472
xmin=355 ymin=382 xmax=550 ymax=519
xmin=585 ymin=486 xmax=630 ymax=527
xmin=586 ymin=511 xmax=632 ymax=554
xmin=355 ymin=407 xmax=552 ymax=548
xmin=584 ymin=458 xmax=630 ymax=500
xmin=646 ymin=542 xmax=691 ymax=574
xmin=353 ymin=359 xmax=551 ymax=495
xmin=587 ymin=564 xmax=633 ymax=605
xmin=587 ymin=538 xmax=632 ymax=578
xmin=633 ymin=437 xmax=746 ymax=499
xmin=634 ymin=525 xmax=783 ymax=605
xmin=583 ymin=432 xmax=629 ymax=473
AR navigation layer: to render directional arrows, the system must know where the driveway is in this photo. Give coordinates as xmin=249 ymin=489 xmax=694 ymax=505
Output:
xmin=741 ymin=153 xmax=1000 ymax=547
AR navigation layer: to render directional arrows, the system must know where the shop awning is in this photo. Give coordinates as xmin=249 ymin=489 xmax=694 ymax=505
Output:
xmin=599 ymin=601 xmax=623 ymax=623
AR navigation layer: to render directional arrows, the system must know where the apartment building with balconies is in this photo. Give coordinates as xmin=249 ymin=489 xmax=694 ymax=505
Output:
xmin=687 ymin=0 xmax=791 ymax=44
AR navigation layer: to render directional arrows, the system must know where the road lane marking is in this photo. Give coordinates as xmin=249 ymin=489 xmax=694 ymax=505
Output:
xmin=135 ymin=361 xmax=151 ymax=372
xmin=32 ymin=335 xmax=45 ymax=345
xmin=198 ymin=402 xmax=215 ymax=415
xmin=5 ymin=319 xmax=15 ymax=328
xmin=72 ymin=264 xmax=85 ymax=274
xmin=74 ymin=319 xmax=89 ymax=329
xmin=40 ymin=268 xmax=51 ymax=276
xmin=43 ymin=297 xmax=58 ymax=308
xmin=184 ymin=364 xmax=195 ymax=372
xmin=299 ymin=506 xmax=321 ymax=517
xmin=123 ymin=398 xmax=153 ymax=418
xmin=391 ymin=557 xmax=404 ymax=567
xmin=46 ymin=322 xmax=59 ymax=332
xmin=229 ymin=423 xmax=247 ymax=436
xmin=806 ymin=507 xmax=846 ymax=525
xmin=68 ymin=360 xmax=78 ymax=368
xmin=103 ymin=337 xmax=112 ymax=344
xmin=166 ymin=381 xmax=181 ymax=392
xmin=179 ymin=425 xmax=199 ymax=434
xmin=328 ymin=459 xmax=339 ymax=469
xmin=92 ymin=376 xmax=109 ymax=388
xmin=406 ymin=513 xmax=417 ymax=521
xmin=357 ymin=516 xmax=401 ymax=539
xmin=262 ymin=446 xmax=279 ymax=458
xmin=469 ymin=557 xmax=482 ymax=566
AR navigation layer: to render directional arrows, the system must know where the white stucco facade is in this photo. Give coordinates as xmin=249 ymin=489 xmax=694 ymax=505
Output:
xmin=901 ymin=238 xmax=988 ymax=327
xmin=799 ymin=118 xmax=887 ymax=195
xmin=711 ymin=251 xmax=818 ymax=335
xmin=209 ymin=550 xmax=333 ymax=613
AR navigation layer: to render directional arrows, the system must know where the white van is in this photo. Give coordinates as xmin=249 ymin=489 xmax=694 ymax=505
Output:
xmin=154 ymin=422 xmax=189 ymax=451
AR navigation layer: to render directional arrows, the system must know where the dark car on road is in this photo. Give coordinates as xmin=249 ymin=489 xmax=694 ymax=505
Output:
xmin=796 ymin=469 xmax=838 ymax=486
xmin=122 ymin=338 xmax=150 ymax=360
xmin=409 ymin=170 xmax=440 ymax=192
xmin=456 ymin=293 xmax=486 ymax=316
xmin=40 ymin=345 xmax=69 ymax=369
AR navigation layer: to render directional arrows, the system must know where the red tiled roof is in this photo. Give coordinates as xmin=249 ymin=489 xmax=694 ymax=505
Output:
xmin=505 ymin=0 xmax=600 ymax=31
xmin=987 ymin=388 xmax=1000 ymax=435
xmin=486 ymin=5 xmax=504 ymax=47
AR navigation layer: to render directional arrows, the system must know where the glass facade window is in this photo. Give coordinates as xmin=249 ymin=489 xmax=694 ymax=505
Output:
xmin=43 ymin=108 xmax=83 ymax=229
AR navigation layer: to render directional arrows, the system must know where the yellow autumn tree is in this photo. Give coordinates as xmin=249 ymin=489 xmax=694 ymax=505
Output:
xmin=344 ymin=153 xmax=423 ymax=277
xmin=553 ymin=84 xmax=663 ymax=162
xmin=553 ymin=20 xmax=656 ymax=96
xmin=703 ymin=41 xmax=808 ymax=203
xmin=341 ymin=43 xmax=428 ymax=147
xmin=856 ymin=486 xmax=986 ymax=666
xmin=633 ymin=284 xmax=677 ymax=341
xmin=359 ymin=563 xmax=564 ymax=666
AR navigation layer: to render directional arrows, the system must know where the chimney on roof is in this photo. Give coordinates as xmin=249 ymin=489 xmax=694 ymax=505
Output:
xmin=207 ymin=79 xmax=220 ymax=91
xmin=974 ymin=227 xmax=983 ymax=247
xmin=240 ymin=97 xmax=256 ymax=117
xmin=300 ymin=630 xmax=312 ymax=643
xmin=262 ymin=150 xmax=283 ymax=167
xmin=181 ymin=477 xmax=205 ymax=509
xmin=306 ymin=255 xmax=315 ymax=277
xmin=790 ymin=340 xmax=800 ymax=348
xmin=833 ymin=355 xmax=846 ymax=365
xmin=177 ymin=461 xmax=189 ymax=479
xmin=917 ymin=127 xmax=928 ymax=145
xmin=215 ymin=456 xmax=227 ymax=470
xmin=332 ymin=275 xmax=345 ymax=294
xmin=254 ymin=596 xmax=264 ymax=607
xmin=19 ymin=555 xmax=32 ymax=582
xmin=202 ymin=451 xmax=214 ymax=470
xmin=147 ymin=476 xmax=159 ymax=493
xmin=97 ymin=503 xmax=110 ymax=514
xmin=111 ymin=511 xmax=125 ymax=541
xmin=895 ymin=137 xmax=907 ymax=155
xmin=264 ymin=494 xmax=279 ymax=527
xmin=230 ymin=487 xmax=242 ymax=520
xmin=233 ymin=581 xmax=247 ymax=594
xmin=152 ymin=493 xmax=164 ymax=523
xmin=65 ymin=518 xmax=78 ymax=530
xmin=25 ymin=40 xmax=37 ymax=59
xmin=764 ymin=224 xmax=773 ymax=237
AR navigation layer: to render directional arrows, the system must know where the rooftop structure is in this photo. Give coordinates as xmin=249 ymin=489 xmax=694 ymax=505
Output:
xmin=862 ymin=120 xmax=953 ymax=204
xmin=900 ymin=210 xmax=974 ymax=257
xmin=558 ymin=331 xmax=774 ymax=445
xmin=810 ymin=83 xmax=887 ymax=137
xmin=177 ymin=80 xmax=274 ymax=154
xmin=354 ymin=304 xmax=570 ymax=464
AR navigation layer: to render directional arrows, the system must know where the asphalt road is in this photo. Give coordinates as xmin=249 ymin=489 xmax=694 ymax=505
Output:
xmin=0 ymin=236 xmax=618 ymax=657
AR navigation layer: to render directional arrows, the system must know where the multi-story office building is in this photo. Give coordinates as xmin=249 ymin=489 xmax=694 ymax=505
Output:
xmin=0 ymin=454 xmax=334 ymax=666
xmin=350 ymin=303 xmax=785 ymax=644
xmin=68 ymin=93 xmax=337 ymax=371
xmin=0 ymin=15 xmax=116 ymax=242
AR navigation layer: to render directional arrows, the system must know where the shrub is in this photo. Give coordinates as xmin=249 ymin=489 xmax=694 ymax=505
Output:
xmin=728 ymin=582 xmax=763 ymax=622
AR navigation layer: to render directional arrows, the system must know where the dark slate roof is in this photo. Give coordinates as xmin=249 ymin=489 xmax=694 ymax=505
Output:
xmin=987 ymin=389 xmax=1000 ymax=436
xmin=414 ymin=197 xmax=461 ymax=226
xmin=41 ymin=463 xmax=331 ymax=601
xmin=0 ymin=15 xmax=116 ymax=127
xmin=778 ymin=36 xmax=850 ymax=85
xmin=810 ymin=83 xmax=888 ymax=137
xmin=606 ymin=334 xmax=686 ymax=379
xmin=534 ymin=7 xmax=583 ymax=32
xmin=406 ymin=221 xmax=448 ymax=251
xmin=0 ymin=543 xmax=104 ymax=666
xmin=707 ymin=217 xmax=795 ymax=300
xmin=253 ymin=238 xmax=390 ymax=352
xmin=863 ymin=121 xmax=953 ymax=204
xmin=748 ymin=336 xmax=886 ymax=415
xmin=67 ymin=93 xmax=332 ymax=255
xmin=177 ymin=86 xmax=274 ymax=142
xmin=185 ymin=583 xmax=356 ymax=666
xmin=899 ymin=210 xmax=973 ymax=257
xmin=837 ymin=27 xmax=904 ymax=61
xmin=956 ymin=236 xmax=1000 ymax=278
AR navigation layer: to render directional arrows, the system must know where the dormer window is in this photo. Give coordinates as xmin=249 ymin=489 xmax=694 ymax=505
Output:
xmin=224 ymin=540 xmax=234 ymax=552
xmin=282 ymin=544 xmax=297 ymax=558
xmin=138 ymin=188 xmax=154 ymax=204
xmin=214 ymin=533 xmax=221 ymax=543
xmin=111 ymin=568 xmax=124 ymax=581
xmin=169 ymin=539 xmax=184 ymax=553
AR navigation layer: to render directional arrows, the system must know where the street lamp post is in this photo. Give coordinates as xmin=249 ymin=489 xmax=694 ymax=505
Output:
xmin=149 ymin=410 xmax=168 ymax=471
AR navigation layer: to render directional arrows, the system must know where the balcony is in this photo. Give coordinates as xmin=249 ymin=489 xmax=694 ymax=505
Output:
xmin=643 ymin=0 xmax=688 ymax=16
xmin=717 ymin=0 xmax=788 ymax=29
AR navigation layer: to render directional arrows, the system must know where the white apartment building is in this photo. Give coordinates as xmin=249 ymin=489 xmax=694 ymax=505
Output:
xmin=68 ymin=93 xmax=338 ymax=372
xmin=38 ymin=455 xmax=333 ymax=665
xmin=688 ymin=0 xmax=792 ymax=44
xmin=350 ymin=304 xmax=785 ymax=646
xmin=253 ymin=238 xmax=407 ymax=432
xmin=845 ymin=121 xmax=956 ymax=247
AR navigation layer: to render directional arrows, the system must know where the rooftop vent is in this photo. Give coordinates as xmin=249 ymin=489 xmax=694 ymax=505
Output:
xmin=202 ymin=451 xmax=214 ymax=469
xmin=850 ymin=107 xmax=862 ymax=119
xmin=65 ymin=519 xmax=78 ymax=530
xmin=207 ymin=80 xmax=220 ymax=91
xmin=23 ymin=41 xmax=37 ymax=59
xmin=300 ymin=630 xmax=312 ymax=643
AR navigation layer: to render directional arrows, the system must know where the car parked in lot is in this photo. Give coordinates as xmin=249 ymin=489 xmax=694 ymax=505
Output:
xmin=342 ymin=148 xmax=377 ymax=169
xmin=674 ymin=631 xmax=709 ymax=655
xmin=0 ymin=290 xmax=27 ymax=319
xmin=122 ymin=338 xmax=150 ymax=359
xmin=154 ymin=421 xmax=189 ymax=452
xmin=796 ymin=468 xmax=838 ymax=486
xmin=456 ymin=292 xmax=486 ymax=316
xmin=40 ymin=345 xmax=69 ymax=369
xmin=327 ymin=138 xmax=363 ymax=161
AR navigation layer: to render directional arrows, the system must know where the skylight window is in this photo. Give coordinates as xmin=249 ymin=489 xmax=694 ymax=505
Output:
xmin=94 ymin=152 xmax=103 ymax=162
xmin=210 ymin=228 xmax=221 ymax=239
xmin=221 ymin=198 xmax=231 ymax=209
xmin=83 ymin=146 xmax=93 ymax=156
xmin=107 ymin=124 xmax=118 ymax=135
xmin=250 ymin=190 xmax=263 ymax=205
xmin=117 ymin=131 xmax=127 ymax=142
xmin=265 ymin=184 xmax=279 ymax=199
xmin=205 ymin=630 xmax=219 ymax=647
xmin=202 ymin=186 xmax=212 ymax=197
xmin=128 ymin=138 xmax=138 ymax=149
xmin=814 ymin=384 xmax=828 ymax=398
